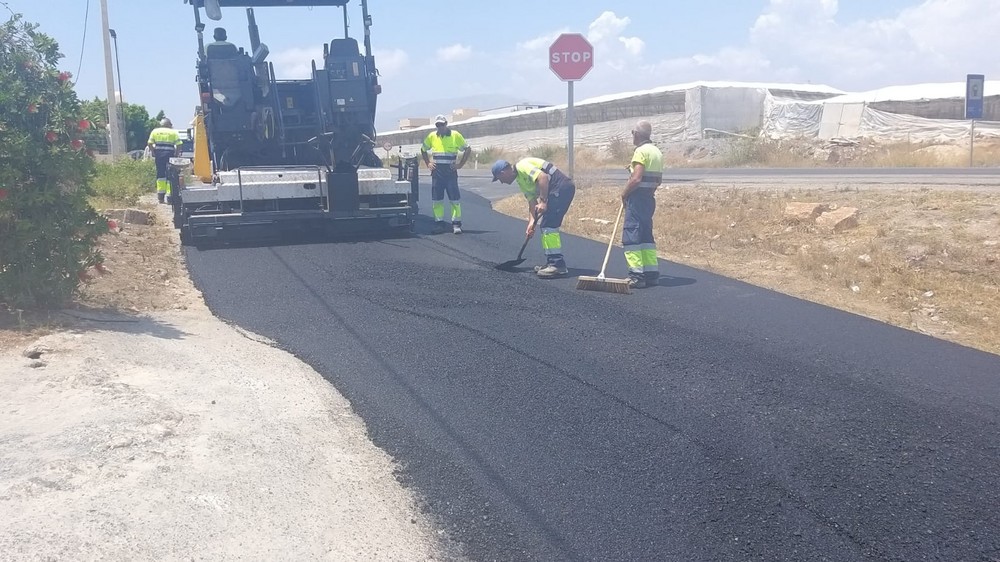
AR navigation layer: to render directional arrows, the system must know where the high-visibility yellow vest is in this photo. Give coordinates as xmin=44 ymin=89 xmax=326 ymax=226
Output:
xmin=421 ymin=129 xmax=468 ymax=165
xmin=514 ymin=157 xmax=559 ymax=200
xmin=629 ymin=142 xmax=663 ymax=189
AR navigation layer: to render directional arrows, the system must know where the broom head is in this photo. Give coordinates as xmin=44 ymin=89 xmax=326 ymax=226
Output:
xmin=576 ymin=275 xmax=632 ymax=294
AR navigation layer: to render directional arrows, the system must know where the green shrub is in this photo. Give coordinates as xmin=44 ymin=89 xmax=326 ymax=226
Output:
xmin=527 ymin=144 xmax=561 ymax=162
xmin=91 ymin=158 xmax=155 ymax=206
xmin=606 ymin=135 xmax=633 ymax=162
xmin=474 ymin=145 xmax=506 ymax=165
xmin=0 ymin=15 xmax=108 ymax=310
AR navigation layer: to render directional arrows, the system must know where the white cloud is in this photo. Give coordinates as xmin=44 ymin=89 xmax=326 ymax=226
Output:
xmin=517 ymin=31 xmax=565 ymax=54
xmin=436 ymin=44 xmax=473 ymax=63
xmin=373 ymin=49 xmax=409 ymax=78
xmin=619 ymin=37 xmax=645 ymax=57
xmin=746 ymin=0 xmax=1000 ymax=89
xmin=587 ymin=11 xmax=630 ymax=44
xmin=269 ymin=47 xmax=323 ymax=79
xmin=262 ymin=46 xmax=410 ymax=81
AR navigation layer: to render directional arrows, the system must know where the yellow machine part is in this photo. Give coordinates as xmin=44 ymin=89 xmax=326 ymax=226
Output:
xmin=192 ymin=113 xmax=212 ymax=182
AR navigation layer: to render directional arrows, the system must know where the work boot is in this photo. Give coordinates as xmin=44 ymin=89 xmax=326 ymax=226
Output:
xmin=433 ymin=221 xmax=448 ymax=234
xmin=627 ymin=277 xmax=646 ymax=289
xmin=536 ymin=264 xmax=568 ymax=278
xmin=452 ymin=223 xmax=463 ymax=235
xmin=157 ymin=192 xmax=165 ymax=204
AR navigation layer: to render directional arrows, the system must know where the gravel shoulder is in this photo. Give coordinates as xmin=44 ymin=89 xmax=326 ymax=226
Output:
xmin=0 ymin=202 xmax=456 ymax=561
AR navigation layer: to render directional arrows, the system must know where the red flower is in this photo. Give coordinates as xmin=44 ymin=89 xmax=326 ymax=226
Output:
xmin=107 ymin=219 xmax=119 ymax=232
xmin=0 ymin=188 xmax=8 ymax=201
xmin=27 ymin=103 xmax=38 ymax=113
xmin=58 ymin=71 xmax=72 ymax=82
xmin=78 ymin=119 xmax=91 ymax=131
xmin=71 ymin=139 xmax=85 ymax=151
xmin=45 ymin=131 xmax=58 ymax=143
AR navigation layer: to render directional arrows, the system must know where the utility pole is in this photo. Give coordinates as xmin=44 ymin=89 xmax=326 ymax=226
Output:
xmin=100 ymin=0 xmax=125 ymax=156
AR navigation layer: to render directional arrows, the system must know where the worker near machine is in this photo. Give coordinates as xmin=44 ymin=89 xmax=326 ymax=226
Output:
xmin=491 ymin=157 xmax=576 ymax=278
xmin=146 ymin=118 xmax=182 ymax=204
xmin=421 ymin=115 xmax=470 ymax=234
xmin=620 ymin=120 xmax=663 ymax=288
xmin=208 ymin=27 xmax=234 ymax=49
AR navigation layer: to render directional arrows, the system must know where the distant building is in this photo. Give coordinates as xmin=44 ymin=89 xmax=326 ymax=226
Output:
xmin=479 ymin=103 xmax=552 ymax=117
xmin=450 ymin=108 xmax=480 ymax=122
xmin=398 ymin=117 xmax=430 ymax=130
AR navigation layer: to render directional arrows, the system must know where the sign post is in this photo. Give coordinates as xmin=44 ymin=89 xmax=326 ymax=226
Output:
xmin=966 ymin=74 xmax=985 ymax=168
xmin=382 ymin=140 xmax=393 ymax=167
xmin=549 ymin=33 xmax=594 ymax=178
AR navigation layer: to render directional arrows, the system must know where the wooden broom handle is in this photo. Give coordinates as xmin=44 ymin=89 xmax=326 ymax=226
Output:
xmin=599 ymin=203 xmax=624 ymax=277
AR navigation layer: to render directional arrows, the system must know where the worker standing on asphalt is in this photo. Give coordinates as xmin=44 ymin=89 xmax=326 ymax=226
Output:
xmin=491 ymin=157 xmax=576 ymax=278
xmin=147 ymin=118 xmax=182 ymax=204
xmin=421 ymin=115 xmax=471 ymax=234
xmin=620 ymin=120 xmax=663 ymax=288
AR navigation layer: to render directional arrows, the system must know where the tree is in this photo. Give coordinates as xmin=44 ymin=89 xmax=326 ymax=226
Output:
xmin=80 ymin=97 xmax=162 ymax=152
xmin=0 ymin=14 xmax=109 ymax=309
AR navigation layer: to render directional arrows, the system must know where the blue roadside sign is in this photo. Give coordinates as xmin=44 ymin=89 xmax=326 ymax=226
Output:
xmin=966 ymin=74 xmax=985 ymax=120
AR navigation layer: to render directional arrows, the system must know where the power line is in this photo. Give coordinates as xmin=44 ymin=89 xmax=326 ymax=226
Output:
xmin=75 ymin=0 xmax=91 ymax=81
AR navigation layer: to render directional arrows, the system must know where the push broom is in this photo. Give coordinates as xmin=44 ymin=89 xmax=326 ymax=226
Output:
xmin=576 ymin=203 xmax=632 ymax=294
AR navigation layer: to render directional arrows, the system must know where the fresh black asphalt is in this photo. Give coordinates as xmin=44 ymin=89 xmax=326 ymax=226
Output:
xmin=183 ymin=178 xmax=1000 ymax=561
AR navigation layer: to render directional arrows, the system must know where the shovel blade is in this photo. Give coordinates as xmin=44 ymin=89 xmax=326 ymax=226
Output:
xmin=494 ymin=258 xmax=526 ymax=271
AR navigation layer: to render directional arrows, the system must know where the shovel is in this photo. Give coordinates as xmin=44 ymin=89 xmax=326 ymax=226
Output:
xmin=495 ymin=234 xmax=531 ymax=271
xmin=496 ymin=210 xmax=539 ymax=272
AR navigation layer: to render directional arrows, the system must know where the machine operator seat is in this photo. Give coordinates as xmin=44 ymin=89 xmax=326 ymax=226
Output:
xmin=205 ymin=47 xmax=256 ymax=111
xmin=329 ymin=38 xmax=360 ymax=57
xmin=206 ymin=42 xmax=240 ymax=60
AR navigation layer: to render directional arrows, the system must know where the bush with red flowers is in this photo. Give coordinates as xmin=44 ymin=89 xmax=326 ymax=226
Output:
xmin=1 ymin=14 xmax=108 ymax=309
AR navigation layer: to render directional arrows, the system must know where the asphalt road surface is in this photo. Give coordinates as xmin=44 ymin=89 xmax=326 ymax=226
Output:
xmin=184 ymin=176 xmax=1000 ymax=561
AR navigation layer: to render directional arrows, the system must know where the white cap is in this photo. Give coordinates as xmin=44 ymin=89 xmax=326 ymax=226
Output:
xmin=434 ymin=114 xmax=447 ymax=125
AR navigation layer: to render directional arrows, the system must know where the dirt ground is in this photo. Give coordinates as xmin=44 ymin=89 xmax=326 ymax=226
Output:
xmin=495 ymin=180 xmax=1000 ymax=356
xmin=0 ymin=200 xmax=457 ymax=561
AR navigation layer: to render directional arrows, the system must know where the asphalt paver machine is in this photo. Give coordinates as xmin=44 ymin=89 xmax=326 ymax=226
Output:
xmin=171 ymin=0 xmax=418 ymax=243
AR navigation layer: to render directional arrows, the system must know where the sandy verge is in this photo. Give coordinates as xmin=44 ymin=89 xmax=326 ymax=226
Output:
xmin=0 ymin=201 xmax=455 ymax=561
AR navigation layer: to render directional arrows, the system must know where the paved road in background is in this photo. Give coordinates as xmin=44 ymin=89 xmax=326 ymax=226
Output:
xmin=184 ymin=177 xmax=1000 ymax=561
xmin=462 ymin=166 xmax=1000 ymax=200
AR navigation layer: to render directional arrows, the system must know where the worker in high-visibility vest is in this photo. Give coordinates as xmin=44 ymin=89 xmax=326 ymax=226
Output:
xmin=421 ymin=115 xmax=471 ymax=234
xmin=620 ymin=120 xmax=663 ymax=288
xmin=491 ymin=157 xmax=576 ymax=278
xmin=146 ymin=118 xmax=182 ymax=204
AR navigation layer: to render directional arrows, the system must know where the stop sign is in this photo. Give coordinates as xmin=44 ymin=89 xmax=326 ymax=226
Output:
xmin=549 ymin=33 xmax=594 ymax=81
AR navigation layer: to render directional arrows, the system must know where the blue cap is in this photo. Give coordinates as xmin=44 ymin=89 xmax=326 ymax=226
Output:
xmin=491 ymin=159 xmax=510 ymax=182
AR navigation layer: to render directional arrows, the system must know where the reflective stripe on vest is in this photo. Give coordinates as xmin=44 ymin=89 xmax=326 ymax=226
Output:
xmin=148 ymin=127 xmax=181 ymax=152
xmin=422 ymin=130 xmax=467 ymax=165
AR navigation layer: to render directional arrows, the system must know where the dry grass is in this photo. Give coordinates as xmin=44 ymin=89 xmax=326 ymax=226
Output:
xmin=494 ymin=184 xmax=1000 ymax=355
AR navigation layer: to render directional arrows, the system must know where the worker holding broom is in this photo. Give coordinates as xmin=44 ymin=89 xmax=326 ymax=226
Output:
xmin=620 ymin=120 xmax=663 ymax=288
xmin=491 ymin=157 xmax=576 ymax=278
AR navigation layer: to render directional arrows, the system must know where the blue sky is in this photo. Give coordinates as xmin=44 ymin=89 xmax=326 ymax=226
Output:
xmin=6 ymin=0 xmax=998 ymax=130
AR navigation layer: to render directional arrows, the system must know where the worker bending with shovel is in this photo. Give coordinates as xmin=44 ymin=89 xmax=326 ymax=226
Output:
xmin=620 ymin=120 xmax=663 ymax=288
xmin=491 ymin=157 xmax=576 ymax=278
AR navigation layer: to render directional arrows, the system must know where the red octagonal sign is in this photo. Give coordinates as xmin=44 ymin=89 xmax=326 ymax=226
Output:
xmin=549 ymin=33 xmax=594 ymax=82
